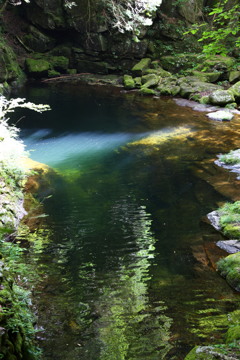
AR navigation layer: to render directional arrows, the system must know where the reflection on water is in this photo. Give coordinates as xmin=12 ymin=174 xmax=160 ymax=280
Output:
xmin=16 ymin=84 xmax=240 ymax=360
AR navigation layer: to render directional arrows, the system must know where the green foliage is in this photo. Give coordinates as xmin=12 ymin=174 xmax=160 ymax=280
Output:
xmin=187 ymin=0 xmax=240 ymax=56
xmin=103 ymin=0 xmax=162 ymax=36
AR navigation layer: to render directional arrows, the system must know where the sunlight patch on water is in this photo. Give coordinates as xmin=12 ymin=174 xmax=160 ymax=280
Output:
xmin=22 ymin=126 xmax=194 ymax=170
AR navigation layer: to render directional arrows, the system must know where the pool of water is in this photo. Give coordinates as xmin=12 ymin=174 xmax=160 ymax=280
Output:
xmin=13 ymin=83 xmax=240 ymax=359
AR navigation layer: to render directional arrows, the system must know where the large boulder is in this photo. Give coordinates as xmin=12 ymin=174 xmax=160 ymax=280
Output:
xmin=209 ymin=90 xmax=235 ymax=106
xmin=160 ymin=54 xmax=203 ymax=73
xmin=25 ymin=58 xmax=50 ymax=77
xmin=177 ymin=76 xmax=222 ymax=98
xmin=196 ymin=55 xmax=235 ymax=74
xmin=157 ymin=76 xmax=180 ymax=96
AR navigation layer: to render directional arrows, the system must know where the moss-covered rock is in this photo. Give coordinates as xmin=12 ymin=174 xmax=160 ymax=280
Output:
xmin=141 ymin=73 xmax=159 ymax=88
xmin=197 ymin=55 xmax=235 ymax=73
xmin=228 ymin=81 xmax=240 ymax=101
xmin=185 ymin=345 xmax=240 ymax=359
xmin=25 ymin=58 xmax=50 ymax=77
xmin=131 ymin=58 xmax=151 ymax=76
xmin=209 ymin=90 xmax=235 ymax=106
xmin=160 ymin=54 xmax=203 ymax=73
xmin=177 ymin=76 xmax=222 ymax=98
xmin=191 ymin=71 xmax=221 ymax=83
xmin=133 ymin=77 xmax=142 ymax=88
xmin=217 ymin=252 xmax=240 ymax=291
xmin=123 ymin=74 xmax=135 ymax=89
xmin=139 ymin=87 xmax=156 ymax=95
xmin=157 ymin=76 xmax=180 ymax=96
xmin=51 ymin=56 xmax=69 ymax=72
xmin=48 ymin=69 xmax=61 ymax=78
xmin=229 ymin=70 xmax=240 ymax=83
xmin=143 ymin=67 xmax=171 ymax=77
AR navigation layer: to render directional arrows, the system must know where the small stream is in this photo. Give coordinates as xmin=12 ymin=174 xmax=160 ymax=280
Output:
xmin=13 ymin=83 xmax=240 ymax=359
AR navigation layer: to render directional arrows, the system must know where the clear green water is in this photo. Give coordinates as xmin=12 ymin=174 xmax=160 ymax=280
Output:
xmin=14 ymin=83 xmax=240 ymax=359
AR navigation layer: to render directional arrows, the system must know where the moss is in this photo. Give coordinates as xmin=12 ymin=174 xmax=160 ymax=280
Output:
xmin=141 ymin=73 xmax=159 ymax=88
xmin=139 ymin=87 xmax=156 ymax=95
xmin=48 ymin=69 xmax=61 ymax=78
xmin=225 ymin=102 xmax=237 ymax=109
xmin=228 ymin=81 xmax=240 ymax=101
xmin=197 ymin=56 xmax=236 ymax=72
xmin=50 ymin=56 xmax=69 ymax=72
xmin=217 ymin=201 xmax=240 ymax=238
xmin=191 ymin=71 xmax=221 ymax=83
xmin=131 ymin=58 xmax=151 ymax=76
xmin=217 ymin=252 xmax=240 ymax=291
xmin=0 ymin=40 xmax=24 ymax=83
xmin=184 ymin=346 xmax=228 ymax=359
xmin=67 ymin=68 xmax=77 ymax=75
xmin=219 ymin=150 xmax=240 ymax=165
xmin=226 ymin=325 xmax=240 ymax=343
xmin=229 ymin=70 xmax=240 ymax=83
xmin=134 ymin=77 xmax=142 ymax=88
xmin=160 ymin=54 xmax=203 ymax=73
xmin=123 ymin=74 xmax=135 ymax=89
xmin=25 ymin=58 xmax=50 ymax=77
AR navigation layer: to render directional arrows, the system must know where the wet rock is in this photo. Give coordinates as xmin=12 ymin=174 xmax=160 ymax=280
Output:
xmin=207 ymin=211 xmax=221 ymax=231
xmin=216 ymin=240 xmax=240 ymax=254
xmin=209 ymin=90 xmax=235 ymax=106
xmin=157 ymin=77 xmax=180 ymax=96
xmin=206 ymin=110 xmax=234 ymax=121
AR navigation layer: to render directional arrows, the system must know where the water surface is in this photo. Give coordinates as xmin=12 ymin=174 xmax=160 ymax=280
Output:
xmin=14 ymin=83 xmax=240 ymax=359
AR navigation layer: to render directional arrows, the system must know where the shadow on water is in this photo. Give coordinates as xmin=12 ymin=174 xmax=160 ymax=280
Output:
xmin=14 ymin=83 xmax=240 ymax=359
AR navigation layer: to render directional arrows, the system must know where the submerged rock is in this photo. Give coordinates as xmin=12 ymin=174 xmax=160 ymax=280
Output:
xmin=206 ymin=110 xmax=234 ymax=121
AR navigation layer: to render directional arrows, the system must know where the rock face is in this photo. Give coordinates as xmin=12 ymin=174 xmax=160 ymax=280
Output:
xmin=7 ymin=0 xmax=206 ymax=77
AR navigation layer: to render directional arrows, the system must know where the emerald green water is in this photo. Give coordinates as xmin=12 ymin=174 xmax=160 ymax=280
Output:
xmin=15 ymin=83 xmax=240 ymax=359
